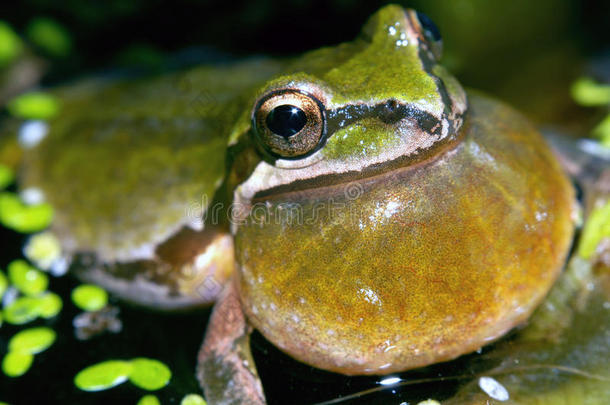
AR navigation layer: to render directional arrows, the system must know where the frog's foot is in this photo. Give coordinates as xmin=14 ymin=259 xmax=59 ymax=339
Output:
xmin=197 ymin=280 xmax=265 ymax=405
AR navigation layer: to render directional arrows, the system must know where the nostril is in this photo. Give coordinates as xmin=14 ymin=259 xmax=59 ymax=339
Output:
xmin=378 ymin=99 xmax=403 ymax=124
xmin=385 ymin=99 xmax=399 ymax=112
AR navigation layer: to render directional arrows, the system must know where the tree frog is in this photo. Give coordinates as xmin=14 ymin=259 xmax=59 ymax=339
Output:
xmin=2 ymin=5 xmax=587 ymax=405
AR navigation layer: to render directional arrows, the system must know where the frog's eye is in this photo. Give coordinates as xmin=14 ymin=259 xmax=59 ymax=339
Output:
xmin=252 ymin=90 xmax=326 ymax=158
xmin=414 ymin=11 xmax=443 ymax=61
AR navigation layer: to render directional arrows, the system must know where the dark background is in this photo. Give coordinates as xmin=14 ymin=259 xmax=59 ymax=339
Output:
xmin=0 ymin=1 xmax=608 ymax=404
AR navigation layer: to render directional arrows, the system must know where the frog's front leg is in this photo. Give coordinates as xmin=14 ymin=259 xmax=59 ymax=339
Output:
xmin=197 ymin=280 xmax=265 ymax=405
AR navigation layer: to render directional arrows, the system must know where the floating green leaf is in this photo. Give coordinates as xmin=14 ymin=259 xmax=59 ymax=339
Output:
xmin=181 ymin=394 xmax=207 ymax=405
xmin=129 ymin=358 xmax=171 ymax=391
xmin=0 ymin=192 xmax=54 ymax=233
xmin=0 ymin=270 xmax=7 ymax=299
xmin=74 ymin=360 xmax=133 ymax=392
xmin=3 ymin=292 xmax=62 ymax=324
xmin=26 ymin=17 xmax=72 ymax=58
xmin=37 ymin=292 xmax=62 ymax=318
xmin=0 ymin=165 xmax=14 ymax=190
xmin=578 ymin=201 xmax=610 ymax=259
xmin=0 ymin=21 xmax=22 ymax=67
xmin=3 ymin=296 xmax=40 ymax=324
xmin=75 ymin=358 xmax=172 ymax=393
xmin=571 ymin=77 xmax=610 ymax=107
xmin=2 ymin=351 xmax=34 ymax=377
xmin=6 ymin=92 xmax=60 ymax=120
xmin=23 ymin=231 xmax=61 ymax=271
xmin=9 ymin=327 xmax=56 ymax=354
xmin=593 ymin=114 xmax=610 ymax=148
xmin=8 ymin=259 xmax=48 ymax=296
xmin=72 ymin=284 xmax=108 ymax=312
xmin=137 ymin=395 xmax=161 ymax=405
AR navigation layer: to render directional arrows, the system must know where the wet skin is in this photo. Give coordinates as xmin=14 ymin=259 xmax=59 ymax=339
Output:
xmin=1 ymin=5 xmax=580 ymax=405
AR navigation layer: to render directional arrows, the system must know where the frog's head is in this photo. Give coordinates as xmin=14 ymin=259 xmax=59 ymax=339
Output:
xmin=234 ymin=5 xmax=467 ymax=204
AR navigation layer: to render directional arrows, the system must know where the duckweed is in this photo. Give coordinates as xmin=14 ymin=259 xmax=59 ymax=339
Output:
xmin=71 ymin=284 xmax=108 ymax=312
xmin=36 ymin=292 xmax=62 ymax=318
xmin=3 ymin=296 xmax=40 ymax=324
xmin=3 ymin=292 xmax=62 ymax=324
xmin=75 ymin=357 xmax=172 ymax=392
xmin=9 ymin=327 xmax=56 ymax=354
xmin=2 ymin=327 xmax=56 ymax=377
xmin=0 ymin=270 xmax=7 ymax=299
xmin=0 ymin=21 xmax=22 ymax=67
xmin=0 ymin=164 xmax=13 ymax=190
xmin=137 ymin=395 xmax=161 ymax=405
xmin=6 ymin=92 xmax=60 ymax=121
xmin=592 ymin=114 xmax=610 ymax=147
xmin=26 ymin=18 xmax=72 ymax=58
xmin=578 ymin=201 xmax=610 ymax=260
xmin=0 ymin=192 xmax=54 ymax=233
xmin=8 ymin=259 xmax=48 ymax=296
xmin=181 ymin=394 xmax=207 ymax=405
xmin=74 ymin=360 xmax=133 ymax=391
xmin=129 ymin=358 xmax=171 ymax=391
xmin=23 ymin=231 xmax=62 ymax=271
xmin=2 ymin=351 xmax=34 ymax=377
xmin=571 ymin=77 xmax=610 ymax=107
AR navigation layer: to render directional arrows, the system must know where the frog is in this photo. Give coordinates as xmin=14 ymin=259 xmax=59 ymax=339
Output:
xmin=2 ymin=4 xmax=604 ymax=405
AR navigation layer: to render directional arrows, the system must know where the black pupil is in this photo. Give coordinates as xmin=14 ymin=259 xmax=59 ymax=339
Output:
xmin=416 ymin=11 xmax=441 ymax=42
xmin=266 ymin=104 xmax=307 ymax=137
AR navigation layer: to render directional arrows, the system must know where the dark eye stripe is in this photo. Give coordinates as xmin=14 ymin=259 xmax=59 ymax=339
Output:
xmin=325 ymin=101 xmax=442 ymax=137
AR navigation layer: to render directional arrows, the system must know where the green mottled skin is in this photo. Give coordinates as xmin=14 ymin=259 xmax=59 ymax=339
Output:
xmin=299 ymin=14 xmax=438 ymax=104
xmin=324 ymin=118 xmax=398 ymax=161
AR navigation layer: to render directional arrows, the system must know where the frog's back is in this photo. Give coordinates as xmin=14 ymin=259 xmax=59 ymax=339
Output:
xmin=7 ymin=58 xmax=283 ymax=308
